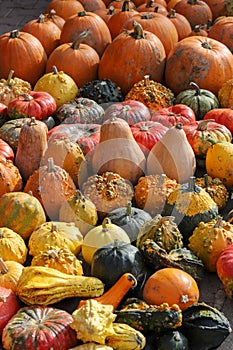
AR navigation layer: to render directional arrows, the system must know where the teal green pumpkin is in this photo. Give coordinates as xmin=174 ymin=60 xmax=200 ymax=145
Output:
xmin=175 ymin=82 xmax=220 ymax=120
xmin=155 ymin=330 xmax=190 ymax=350
xmin=162 ymin=176 xmax=219 ymax=242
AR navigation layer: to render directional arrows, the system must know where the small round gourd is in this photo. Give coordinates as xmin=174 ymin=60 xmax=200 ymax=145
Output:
xmin=82 ymin=218 xmax=130 ymax=265
xmin=0 ymin=227 xmax=27 ymax=264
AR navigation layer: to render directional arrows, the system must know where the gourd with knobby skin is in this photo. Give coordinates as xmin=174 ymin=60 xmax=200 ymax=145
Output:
xmin=0 ymin=156 xmax=22 ymax=197
xmin=147 ymin=123 xmax=196 ymax=184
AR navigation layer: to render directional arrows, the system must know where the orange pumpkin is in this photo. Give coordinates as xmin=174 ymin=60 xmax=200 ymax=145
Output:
xmin=208 ymin=16 xmax=233 ymax=54
xmin=21 ymin=14 xmax=61 ymax=56
xmin=0 ymin=156 xmax=22 ymax=198
xmin=143 ymin=267 xmax=200 ymax=310
xmin=98 ymin=21 xmax=166 ymax=95
xmin=0 ymin=30 xmax=47 ymax=86
xmin=79 ymin=0 xmax=107 ymax=11
xmin=165 ymin=36 xmax=233 ymax=95
xmin=60 ymin=11 xmax=112 ymax=57
xmin=137 ymin=1 xmax=168 ymax=14
xmin=166 ymin=9 xmax=192 ymax=41
xmin=202 ymin=0 xmax=233 ymax=20
xmin=45 ymin=0 xmax=85 ymax=20
xmin=44 ymin=9 xmax=65 ymax=30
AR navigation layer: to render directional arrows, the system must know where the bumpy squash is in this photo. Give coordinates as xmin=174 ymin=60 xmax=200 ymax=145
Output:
xmin=147 ymin=123 xmax=196 ymax=184
xmin=0 ymin=227 xmax=27 ymax=264
xmin=16 ymin=266 xmax=105 ymax=305
xmin=0 ymin=156 xmax=22 ymax=197
xmin=106 ymin=322 xmax=146 ymax=350
xmin=189 ymin=217 xmax=233 ymax=272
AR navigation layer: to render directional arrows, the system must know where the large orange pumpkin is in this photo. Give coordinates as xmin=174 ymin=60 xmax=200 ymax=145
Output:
xmin=0 ymin=30 xmax=47 ymax=86
xmin=45 ymin=0 xmax=85 ymax=20
xmin=98 ymin=21 xmax=166 ymax=95
xmin=165 ymin=36 xmax=233 ymax=95
xmin=208 ymin=16 xmax=233 ymax=54
xmin=202 ymin=0 xmax=233 ymax=20
xmin=143 ymin=267 xmax=200 ymax=310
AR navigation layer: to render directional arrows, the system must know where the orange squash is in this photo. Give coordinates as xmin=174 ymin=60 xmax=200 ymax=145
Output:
xmin=45 ymin=0 xmax=85 ymax=20
xmin=142 ymin=267 xmax=200 ymax=310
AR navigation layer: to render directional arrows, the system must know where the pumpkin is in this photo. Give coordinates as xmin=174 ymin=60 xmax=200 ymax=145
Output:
xmin=55 ymin=97 xmax=105 ymax=124
xmin=45 ymin=31 xmax=100 ymax=88
xmin=166 ymin=8 xmax=192 ymax=41
xmin=31 ymin=247 xmax=83 ymax=276
xmin=0 ymin=191 xmax=46 ymax=240
xmin=0 ymin=156 xmax=22 ymax=198
xmin=218 ymin=78 xmax=233 ymax=108
xmin=82 ymin=218 xmax=130 ymax=265
xmin=106 ymin=0 xmax=138 ymax=40
xmin=134 ymin=174 xmax=178 ymax=216
xmin=142 ymin=267 xmax=200 ymax=310
xmin=0 ymin=286 xmax=20 ymax=337
xmin=189 ymin=217 xmax=233 ymax=272
xmin=79 ymin=0 xmax=106 ymax=11
xmin=208 ymin=16 xmax=233 ymax=53
xmin=47 ymin=123 xmax=101 ymax=156
xmin=59 ymin=190 xmax=98 ymax=236
xmin=103 ymin=99 xmax=151 ymax=126
xmin=0 ymin=259 xmax=24 ymax=292
xmin=0 ymin=69 xmax=31 ymax=106
xmin=188 ymin=23 xmax=209 ymax=37
xmin=137 ymin=0 xmax=168 ymax=14
xmin=182 ymin=119 xmax=232 ymax=159
xmin=202 ymin=0 xmax=233 ymax=19
xmin=98 ymin=21 xmax=166 ymax=96
xmin=91 ymin=240 xmax=152 ymax=294
xmin=2 ymin=305 xmax=78 ymax=350
xmin=42 ymin=137 xmax=86 ymax=188
xmin=216 ymin=244 xmax=233 ymax=299
xmin=93 ymin=5 xmax=119 ymax=24
xmin=155 ymin=330 xmax=190 ymax=350
xmin=165 ymin=37 xmax=233 ymax=96
xmin=82 ymin=171 xmax=134 ymax=218
xmin=203 ymin=108 xmax=233 ymax=134
xmin=44 ymin=8 xmax=65 ymax=30
xmin=45 ymin=0 xmax=85 ymax=20
xmin=125 ymin=75 xmax=175 ymax=111
xmin=15 ymin=117 xmax=48 ymax=182
xmin=150 ymin=103 xmax=196 ymax=127
xmin=0 ymin=118 xmax=27 ymax=151
xmin=7 ymin=91 xmax=57 ymax=120
xmin=0 ymin=227 xmax=28 ymax=264
xmin=130 ymin=121 xmax=168 ymax=156
xmin=79 ymin=78 xmax=124 ymax=104
xmin=91 ymin=116 xmax=146 ymax=185
xmin=106 ymin=201 xmax=152 ymax=244
xmin=163 ymin=176 xmax=219 ymax=242
xmin=136 ymin=214 xmax=183 ymax=252
xmin=195 ymin=174 xmax=229 ymax=211
xmin=0 ymin=139 xmax=14 ymax=161
xmin=28 ymin=221 xmax=83 ymax=256
xmin=172 ymin=0 xmax=212 ymax=29
xmin=60 ymin=10 xmax=112 ymax=57
xmin=24 ymin=157 xmax=76 ymax=220
xmin=124 ymin=11 xmax=178 ymax=57
xmin=0 ymin=103 xmax=8 ymax=127
xmin=0 ymin=29 xmax=47 ymax=86
xmin=146 ymin=123 xmax=196 ymax=184
xmin=108 ymin=0 xmax=136 ymax=9
xmin=21 ymin=13 xmax=61 ymax=56
xmin=205 ymin=139 xmax=233 ymax=190
xmin=174 ymin=82 xmax=220 ymax=120
xmin=33 ymin=65 xmax=79 ymax=108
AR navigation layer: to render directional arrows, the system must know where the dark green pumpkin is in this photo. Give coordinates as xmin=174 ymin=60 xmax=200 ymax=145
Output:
xmin=136 ymin=214 xmax=183 ymax=252
xmin=175 ymin=82 xmax=220 ymax=120
xmin=115 ymin=297 xmax=182 ymax=333
xmin=162 ymin=176 xmax=219 ymax=243
xmin=106 ymin=202 xmax=152 ymax=244
xmin=91 ymin=240 xmax=153 ymax=297
xmin=181 ymin=302 xmax=232 ymax=350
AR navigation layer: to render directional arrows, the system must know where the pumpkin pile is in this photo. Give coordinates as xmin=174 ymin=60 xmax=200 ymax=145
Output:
xmin=0 ymin=0 xmax=233 ymax=349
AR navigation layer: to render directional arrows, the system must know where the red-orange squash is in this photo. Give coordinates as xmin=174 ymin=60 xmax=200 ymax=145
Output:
xmin=143 ymin=267 xmax=200 ymax=310
xmin=0 ymin=286 xmax=20 ymax=336
xmin=203 ymin=108 xmax=233 ymax=134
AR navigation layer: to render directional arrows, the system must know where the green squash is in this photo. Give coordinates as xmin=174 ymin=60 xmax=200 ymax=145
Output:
xmin=175 ymin=82 xmax=220 ymax=120
xmin=162 ymin=176 xmax=219 ymax=243
xmin=156 ymin=330 xmax=190 ymax=350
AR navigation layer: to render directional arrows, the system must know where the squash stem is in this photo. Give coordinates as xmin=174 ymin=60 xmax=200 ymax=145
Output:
xmin=0 ymin=258 xmax=9 ymax=274
xmin=6 ymin=69 xmax=14 ymax=87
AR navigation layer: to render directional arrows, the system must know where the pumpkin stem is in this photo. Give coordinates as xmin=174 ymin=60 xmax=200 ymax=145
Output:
xmin=51 ymin=222 xmax=58 ymax=232
xmin=202 ymin=39 xmax=212 ymax=50
xmin=0 ymin=258 xmax=9 ymax=274
xmin=27 ymin=116 xmax=37 ymax=126
xmin=214 ymin=216 xmax=223 ymax=228
xmin=122 ymin=0 xmax=130 ymax=11
xmin=22 ymin=93 xmax=34 ymax=101
xmin=37 ymin=14 xmax=45 ymax=23
xmin=131 ymin=21 xmax=145 ymax=39
xmin=143 ymin=74 xmax=151 ymax=86
xmin=47 ymin=157 xmax=56 ymax=172
xmin=187 ymin=176 xmax=196 ymax=191
xmin=146 ymin=0 xmax=155 ymax=8
xmin=126 ymin=201 xmax=132 ymax=216
xmin=46 ymin=249 xmax=59 ymax=259
xmin=187 ymin=0 xmax=198 ymax=4
xmin=189 ymin=81 xmax=201 ymax=95
xmin=159 ymin=173 xmax=166 ymax=187
xmin=78 ymin=10 xmax=87 ymax=17
xmin=47 ymin=9 xmax=57 ymax=18
xmin=167 ymin=8 xmax=176 ymax=18
xmin=52 ymin=65 xmax=59 ymax=75
xmin=108 ymin=6 xmax=115 ymax=15
xmin=154 ymin=6 xmax=159 ymax=12
xmin=71 ymin=29 xmax=90 ymax=50
xmin=204 ymin=173 xmax=210 ymax=188
xmin=6 ymin=69 xmax=15 ymax=87
xmin=175 ymin=122 xmax=183 ymax=130
xmin=10 ymin=29 xmax=20 ymax=38
xmin=197 ymin=119 xmax=215 ymax=131
xmin=102 ymin=217 xmax=111 ymax=231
